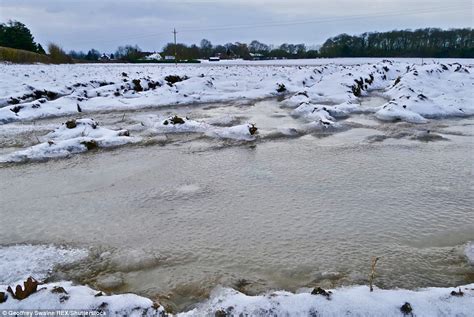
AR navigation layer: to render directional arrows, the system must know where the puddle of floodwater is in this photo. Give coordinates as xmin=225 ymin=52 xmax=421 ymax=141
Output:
xmin=0 ymin=130 xmax=473 ymax=311
xmin=0 ymin=97 xmax=473 ymax=311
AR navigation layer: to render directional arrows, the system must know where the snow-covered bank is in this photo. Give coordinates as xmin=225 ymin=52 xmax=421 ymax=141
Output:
xmin=1 ymin=280 xmax=473 ymax=317
xmin=181 ymin=285 xmax=474 ymax=317
xmin=0 ymin=281 xmax=165 ymax=317
xmin=0 ymin=245 xmax=164 ymax=316
xmin=137 ymin=114 xmax=258 ymax=141
xmin=0 ymin=115 xmax=260 ymax=162
xmin=0 ymin=118 xmax=139 ymax=162
xmin=0 ymin=245 xmax=88 ymax=285
xmin=1 ymin=244 xmax=474 ymax=316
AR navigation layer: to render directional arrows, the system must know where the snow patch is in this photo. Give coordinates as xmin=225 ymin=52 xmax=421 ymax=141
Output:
xmin=376 ymin=103 xmax=429 ymax=123
xmin=181 ymin=284 xmax=474 ymax=317
xmin=206 ymin=123 xmax=257 ymax=141
xmin=0 ymin=118 xmax=139 ymax=163
xmin=0 ymin=281 xmax=165 ymax=317
xmin=0 ymin=245 xmax=88 ymax=284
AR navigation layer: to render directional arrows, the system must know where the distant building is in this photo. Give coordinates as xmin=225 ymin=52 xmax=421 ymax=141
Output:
xmin=164 ymin=55 xmax=175 ymax=61
xmin=249 ymin=53 xmax=265 ymax=60
xmin=143 ymin=52 xmax=162 ymax=60
xmin=99 ymin=53 xmax=111 ymax=61
xmin=209 ymin=56 xmax=220 ymax=62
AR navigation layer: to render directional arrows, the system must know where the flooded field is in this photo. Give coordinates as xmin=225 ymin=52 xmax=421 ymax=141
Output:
xmin=1 ymin=98 xmax=473 ymax=312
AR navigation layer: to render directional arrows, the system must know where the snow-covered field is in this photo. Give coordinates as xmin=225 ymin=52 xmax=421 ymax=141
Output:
xmin=1 ymin=59 xmax=472 ymax=123
xmin=0 ymin=59 xmax=472 ymax=162
xmin=1 ymin=244 xmax=473 ymax=316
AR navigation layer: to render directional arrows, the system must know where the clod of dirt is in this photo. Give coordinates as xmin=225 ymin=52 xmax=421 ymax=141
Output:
xmin=97 ymin=302 xmax=108 ymax=312
xmin=45 ymin=91 xmax=59 ymax=100
xmin=168 ymin=115 xmax=185 ymax=125
xmin=214 ymin=310 xmax=228 ymax=317
xmin=165 ymin=75 xmax=188 ymax=85
xmin=65 ymin=119 xmax=77 ymax=129
xmin=248 ymin=123 xmax=258 ymax=135
xmin=9 ymin=97 xmax=20 ymax=105
xmin=351 ymin=77 xmax=365 ymax=97
xmin=351 ymin=84 xmax=361 ymax=97
xmin=6 ymin=277 xmax=39 ymax=300
xmin=80 ymin=140 xmax=99 ymax=150
xmin=400 ymin=302 xmax=413 ymax=315
xmin=319 ymin=119 xmax=332 ymax=126
xmin=59 ymin=295 xmax=69 ymax=303
xmin=0 ymin=292 xmax=6 ymax=303
xmin=451 ymin=288 xmax=464 ymax=297
xmin=276 ymin=83 xmax=287 ymax=93
xmin=95 ymin=292 xmax=104 ymax=297
xmin=118 ymin=130 xmax=130 ymax=137
xmin=132 ymin=79 xmax=143 ymax=92
xmin=51 ymin=286 xmax=68 ymax=294
xmin=311 ymin=287 xmax=332 ymax=299
xmin=122 ymin=72 xmax=128 ymax=77
xmin=365 ymin=74 xmax=374 ymax=85
xmin=98 ymin=81 xmax=113 ymax=87
xmin=393 ymin=76 xmax=401 ymax=87
xmin=77 ymin=104 xmax=82 ymax=112
xmin=148 ymin=81 xmax=161 ymax=90
xmin=10 ymin=105 xmax=23 ymax=114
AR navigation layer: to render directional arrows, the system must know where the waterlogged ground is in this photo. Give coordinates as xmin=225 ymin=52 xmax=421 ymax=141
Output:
xmin=0 ymin=60 xmax=473 ymax=314
xmin=0 ymin=98 xmax=473 ymax=312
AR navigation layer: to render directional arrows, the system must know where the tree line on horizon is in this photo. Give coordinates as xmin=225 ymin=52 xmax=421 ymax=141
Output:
xmin=67 ymin=27 xmax=474 ymax=61
xmin=320 ymin=28 xmax=473 ymax=58
xmin=1 ymin=20 xmax=472 ymax=62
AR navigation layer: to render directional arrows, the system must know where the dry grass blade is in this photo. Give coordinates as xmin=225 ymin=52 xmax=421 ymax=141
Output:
xmin=369 ymin=256 xmax=379 ymax=292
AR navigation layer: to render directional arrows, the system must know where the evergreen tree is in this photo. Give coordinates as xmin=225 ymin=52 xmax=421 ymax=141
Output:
xmin=0 ymin=20 xmax=42 ymax=53
xmin=36 ymin=43 xmax=46 ymax=54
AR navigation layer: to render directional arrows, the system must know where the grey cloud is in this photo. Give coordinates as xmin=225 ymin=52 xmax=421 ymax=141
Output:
xmin=0 ymin=0 xmax=471 ymax=52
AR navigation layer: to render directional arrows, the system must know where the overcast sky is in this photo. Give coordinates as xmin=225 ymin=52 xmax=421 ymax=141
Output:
xmin=0 ymin=0 xmax=472 ymax=52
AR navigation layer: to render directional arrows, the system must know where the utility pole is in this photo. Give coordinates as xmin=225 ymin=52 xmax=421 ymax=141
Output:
xmin=173 ymin=28 xmax=178 ymax=65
